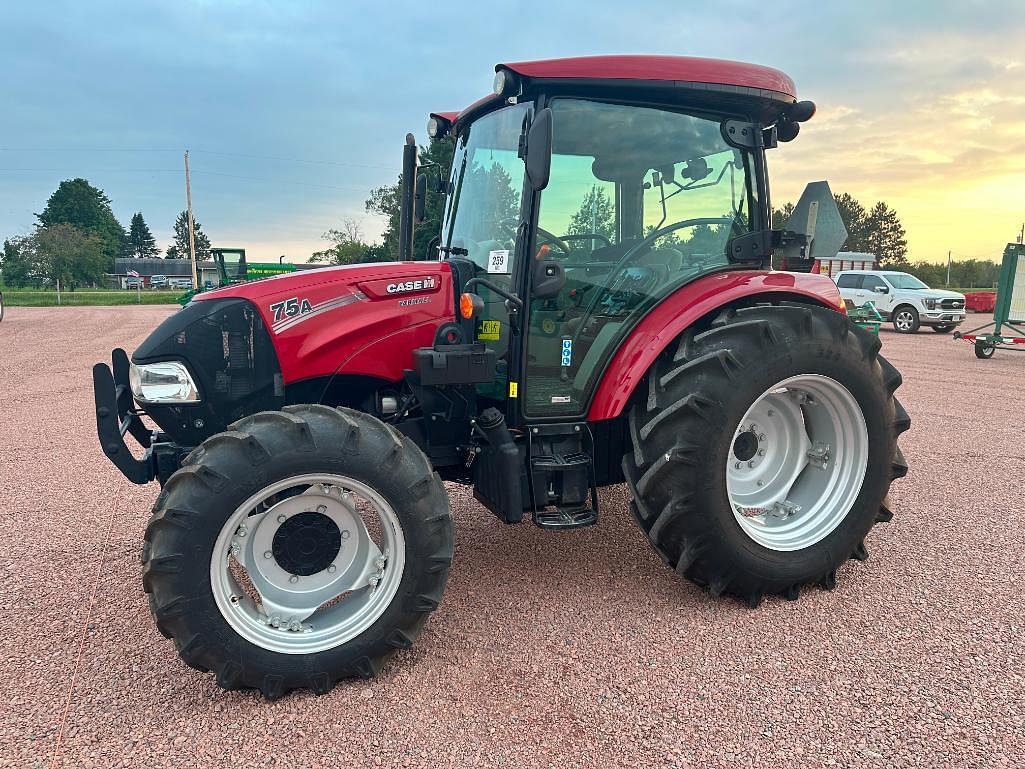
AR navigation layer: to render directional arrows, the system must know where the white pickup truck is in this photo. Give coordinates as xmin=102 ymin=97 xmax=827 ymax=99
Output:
xmin=835 ymin=270 xmax=966 ymax=333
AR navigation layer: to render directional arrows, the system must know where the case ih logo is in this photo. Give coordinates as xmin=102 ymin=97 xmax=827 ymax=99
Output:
xmin=386 ymin=277 xmax=436 ymax=294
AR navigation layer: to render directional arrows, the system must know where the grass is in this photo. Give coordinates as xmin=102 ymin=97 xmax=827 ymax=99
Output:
xmin=1 ymin=289 xmax=182 ymax=306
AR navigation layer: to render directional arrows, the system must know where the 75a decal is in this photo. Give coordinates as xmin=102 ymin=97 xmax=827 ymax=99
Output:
xmin=269 ymin=296 xmax=313 ymax=322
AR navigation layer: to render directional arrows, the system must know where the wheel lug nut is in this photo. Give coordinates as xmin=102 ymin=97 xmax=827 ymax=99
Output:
xmin=264 ymin=550 xmax=273 ymax=559
xmin=289 ymin=621 xmax=301 ymax=632
xmin=757 ymin=480 xmax=764 ymax=487
xmin=758 ymin=434 xmax=766 ymax=442
xmin=767 ymin=409 xmax=775 ymax=417
xmin=289 ymin=575 xmax=299 ymax=584
xmin=327 ymin=564 xmax=337 ymax=573
xmin=317 ymin=505 xmax=327 ymax=514
xmin=747 ymin=461 xmax=755 ymax=468
xmin=758 ymin=449 xmax=766 ymax=457
xmin=277 ymin=514 xmax=286 ymax=524
xmin=734 ymin=462 xmax=742 ymax=470
xmin=270 ymin=616 xmax=281 ymax=628
xmin=340 ymin=530 xmax=351 ymax=540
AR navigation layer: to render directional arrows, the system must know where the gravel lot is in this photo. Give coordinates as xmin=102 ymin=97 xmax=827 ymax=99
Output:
xmin=2 ymin=305 xmax=1023 ymax=769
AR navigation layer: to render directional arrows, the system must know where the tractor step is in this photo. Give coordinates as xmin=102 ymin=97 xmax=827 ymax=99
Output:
xmin=532 ymin=505 xmax=598 ymax=530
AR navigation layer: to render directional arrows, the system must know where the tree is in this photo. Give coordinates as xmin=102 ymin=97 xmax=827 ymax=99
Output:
xmin=771 ymin=201 xmax=796 ymax=230
xmin=127 ymin=212 xmax=159 ymax=258
xmin=309 ymin=219 xmax=387 ymax=265
xmin=567 ymin=186 xmax=615 ymax=250
xmin=863 ymin=202 xmax=908 ymax=268
xmin=832 ymin=192 xmax=870 ymax=253
xmin=1 ymin=236 xmax=37 ymax=287
xmin=36 ymin=178 xmax=127 ymax=268
xmin=366 ymin=136 xmax=455 ymax=260
xmin=31 ymin=224 xmax=107 ymax=289
xmin=165 ymin=211 xmax=211 ymax=260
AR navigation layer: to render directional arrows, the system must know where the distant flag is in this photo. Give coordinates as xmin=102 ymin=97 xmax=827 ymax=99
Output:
xmin=127 ymin=270 xmax=140 ymax=277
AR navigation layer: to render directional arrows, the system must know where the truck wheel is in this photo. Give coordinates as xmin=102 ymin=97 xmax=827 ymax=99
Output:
xmin=975 ymin=341 xmax=996 ymax=359
xmin=892 ymin=306 xmax=920 ymax=333
xmin=623 ymin=305 xmax=909 ymax=607
xmin=142 ymin=405 xmax=453 ymax=699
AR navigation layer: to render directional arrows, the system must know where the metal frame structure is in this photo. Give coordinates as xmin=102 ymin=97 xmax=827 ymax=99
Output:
xmin=954 ymin=242 xmax=1025 ymax=357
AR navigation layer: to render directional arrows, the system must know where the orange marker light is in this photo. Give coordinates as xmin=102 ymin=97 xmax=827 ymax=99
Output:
xmin=460 ymin=292 xmax=476 ymax=319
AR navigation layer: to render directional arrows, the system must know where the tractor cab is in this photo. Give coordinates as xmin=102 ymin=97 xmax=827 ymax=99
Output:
xmin=211 ymin=247 xmax=248 ymax=284
xmin=407 ymin=58 xmax=829 ymax=420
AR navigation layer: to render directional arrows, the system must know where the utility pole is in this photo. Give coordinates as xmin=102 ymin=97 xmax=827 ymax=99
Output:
xmin=1018 ymin=223 xmax=1024 ymax=244
xmin=946 ymin=249 xmax=952 ymax=286
xmin=184 ymin=151 xmax=199 ymax=289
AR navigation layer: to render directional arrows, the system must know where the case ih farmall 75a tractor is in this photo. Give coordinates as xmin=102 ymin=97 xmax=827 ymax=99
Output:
xmin=93 ymin=56 xmax=909 ymax=699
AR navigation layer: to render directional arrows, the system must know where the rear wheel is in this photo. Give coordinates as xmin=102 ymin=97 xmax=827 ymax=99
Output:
xmin=623 ymin=305 xmax=909 ymax=606
xmin=143 ymin=405 xmax=453 ymax=698
xmin=975 ymin=341 xmax=996 ymax=359
xmin=892 ymin=306 xmax=920 ymax=333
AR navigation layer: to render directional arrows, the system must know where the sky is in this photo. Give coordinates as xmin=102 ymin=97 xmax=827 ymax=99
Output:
xmin=2 ymin=0 xmax=1023 ymax=264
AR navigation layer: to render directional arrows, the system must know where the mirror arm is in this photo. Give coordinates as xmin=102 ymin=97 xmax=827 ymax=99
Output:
xmin=463 ymin=277 xmax=524 ymax=311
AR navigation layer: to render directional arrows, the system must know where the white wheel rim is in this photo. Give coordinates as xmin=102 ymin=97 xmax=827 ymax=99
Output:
xmin=895 ymin=311 xmax=914 ymax=330
xmin=210 ymin=473 xmax=406 ymax=654
xmin=725 ymin=375 xmax=869 ymax=551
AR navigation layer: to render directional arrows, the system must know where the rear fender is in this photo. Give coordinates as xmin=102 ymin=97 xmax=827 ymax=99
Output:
xmin=586 ymin=270 xmax=842 ymax=421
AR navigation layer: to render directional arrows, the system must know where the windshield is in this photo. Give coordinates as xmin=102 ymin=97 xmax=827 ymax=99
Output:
xmin=441 ymin=102 xmax=530 ymax=273
xmin=886 ymin=273 xmax=929 ymax=290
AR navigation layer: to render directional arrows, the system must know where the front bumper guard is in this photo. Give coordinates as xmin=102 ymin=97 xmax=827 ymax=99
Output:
xmin=93 ymin=348 xmax=179 ymax=485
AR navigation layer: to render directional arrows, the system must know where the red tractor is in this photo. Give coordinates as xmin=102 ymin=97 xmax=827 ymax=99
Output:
xmin=93 ymin=56 xmax=909 ymax=699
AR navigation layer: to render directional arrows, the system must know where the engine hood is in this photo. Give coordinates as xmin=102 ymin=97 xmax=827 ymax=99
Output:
xmin=194 ymin=260 xmax=457 ymax=385
xmin=919 ymin=288 xmax=965 ymax=300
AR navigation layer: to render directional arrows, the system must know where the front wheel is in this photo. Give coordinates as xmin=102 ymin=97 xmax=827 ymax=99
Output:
xmin=892 ymin=306 xmax=920 ymax=333
xmin=624 ymin=305 xmax=909 ymax=606
xmin=142 ymin=405 xmax=453 ymax=699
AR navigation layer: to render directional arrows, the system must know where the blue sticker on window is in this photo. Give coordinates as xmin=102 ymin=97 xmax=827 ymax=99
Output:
xmin=560 ymin=338 xmax=573 ymax=367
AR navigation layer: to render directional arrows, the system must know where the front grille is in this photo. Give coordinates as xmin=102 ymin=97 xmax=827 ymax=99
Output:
xmin=941 ymin=298 xmax=964 ymax=309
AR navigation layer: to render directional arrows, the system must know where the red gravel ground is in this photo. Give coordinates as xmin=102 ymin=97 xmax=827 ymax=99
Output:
xmin=1 ymin=305 xmax=1023 ymax=769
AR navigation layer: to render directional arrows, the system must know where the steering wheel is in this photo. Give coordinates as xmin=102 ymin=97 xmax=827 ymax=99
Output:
xmin=498 ymin=218 xmax=577 ymax=256
xmin=569 ymin=216 xmax=735 ymax=344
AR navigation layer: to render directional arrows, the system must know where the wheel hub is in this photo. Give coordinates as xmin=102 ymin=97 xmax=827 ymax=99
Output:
xmin=725 ymin=375 xmax=869 ymax=551
xmin=272 ymin=511 xmax=341 ymax=576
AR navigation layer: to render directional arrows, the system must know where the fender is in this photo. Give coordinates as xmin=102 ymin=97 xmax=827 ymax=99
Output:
xmin=586 ymin=270 xmax=843 ymax=421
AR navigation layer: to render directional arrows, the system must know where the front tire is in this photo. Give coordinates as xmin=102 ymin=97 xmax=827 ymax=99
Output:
xmin=892 ymin=306 xmax=920 ymax=333
xmin=142 ymin=405 xmax=453 ymax=698
xmin=623 ymin=305 xmax=909 ymax=606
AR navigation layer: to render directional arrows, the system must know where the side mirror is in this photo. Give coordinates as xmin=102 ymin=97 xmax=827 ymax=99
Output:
xmin=531 ymin=258 xmax=564 ymax=298
xmin=873 ymin=285 xmax=889 ymax=294
xmin=413 ymin=173 xmax=427 ymax=223
xmin=525 ymin=108 xmax=553 ymax=191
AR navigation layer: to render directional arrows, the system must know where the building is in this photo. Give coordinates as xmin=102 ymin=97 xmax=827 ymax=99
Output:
xmin=812 ymin=252 xmax=877 ymax=278
xmin=110 ymin=258 xmax=221 ymax=289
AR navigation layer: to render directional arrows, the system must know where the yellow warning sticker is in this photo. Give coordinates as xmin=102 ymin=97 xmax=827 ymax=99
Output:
xmin=478 ymin=319 xmax=501 ymax=341
xmin=509 ymin=381 xmax=518 ymax=398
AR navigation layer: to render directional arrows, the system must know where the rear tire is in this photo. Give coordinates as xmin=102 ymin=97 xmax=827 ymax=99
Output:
xmin=142 ymin=405 xmax=453 ymax=698
xmin=975 ymin=341 xmax=996 ymax=359
xmin=623 ymin=305 xmax=909 ymax=606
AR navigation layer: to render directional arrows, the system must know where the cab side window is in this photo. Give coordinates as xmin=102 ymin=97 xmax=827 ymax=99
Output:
xmin=861 ymin=275 xmax=886 ymax=292
xmin=836 ymin=274 xmax=861 ymax=289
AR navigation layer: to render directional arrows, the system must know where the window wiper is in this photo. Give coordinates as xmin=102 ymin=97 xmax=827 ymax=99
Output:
xmin=438 ymin=245 xmax=469 ymax=256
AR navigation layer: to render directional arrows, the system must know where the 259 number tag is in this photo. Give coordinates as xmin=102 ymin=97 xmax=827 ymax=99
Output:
xmin=270 ymin=296 xmax=313 ymax=322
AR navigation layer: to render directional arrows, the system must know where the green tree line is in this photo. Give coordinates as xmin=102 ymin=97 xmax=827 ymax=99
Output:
xmin=1 ymin=177 xmax=215 ymax=289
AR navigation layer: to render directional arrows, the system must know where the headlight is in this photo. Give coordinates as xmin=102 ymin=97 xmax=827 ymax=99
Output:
xmin=924 ymin=298 xmax=937 ymax=310
xmin=130 ymin=361 xmax=200 ymax=403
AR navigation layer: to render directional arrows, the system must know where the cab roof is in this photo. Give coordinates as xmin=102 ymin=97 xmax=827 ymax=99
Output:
xmin=432 ymin=55 xmax=799 ymax=130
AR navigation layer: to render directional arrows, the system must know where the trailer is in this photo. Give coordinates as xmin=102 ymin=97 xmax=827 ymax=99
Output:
xmin=954 ymin=242 xmax=1025 ymax=358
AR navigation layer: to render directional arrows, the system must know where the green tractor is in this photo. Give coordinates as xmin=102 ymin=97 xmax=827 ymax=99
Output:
xmin=177 ymin=248 xmax=310 ymax=305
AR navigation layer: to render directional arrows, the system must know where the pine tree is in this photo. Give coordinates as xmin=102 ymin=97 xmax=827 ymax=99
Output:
xmin=833 ymin=192 xmax=869 ymax=252
xmin=863 ymin=201 xmax=908 ymax=268
xmin=165 ymin=211 xmax=211 ymax=259
xmin=127 ymin=212 xmax=160 ymax=258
